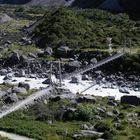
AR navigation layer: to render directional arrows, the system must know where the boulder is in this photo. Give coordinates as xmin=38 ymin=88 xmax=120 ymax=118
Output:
xmin=8 ymin=52 xmax=20 ymax=65
xmin=3 ymin=74 xmax=12 ymax=80
xmin=21 ymin=37 xmax=32 ymax=45
xmin=66 ymin=60 xmax=81 ymax=72
xmin=42 ymin=78 xmax=50 ymax=84
xmin=0 ymin=91 xmax=6 ymax=98
xmin=119 ymin=87 xmax=130 ymax=94
xmin=56 ymin=46 xmax=72 ymax=57
xmin=90 ymin=58 xmax=97 ymax=64
xmin=0 ymin=69 xmax=8 ymax=75
xmin=18 ymin=82 xmax=30 ymax=90
xmin=96 ymin=107 xmax=106 ymax=114
xmin=121 ymin=96 xmax=140 ymax=106
xmin=20 ymin=55 xmax=28 ymax=63
xmin=106 ymin=111 xmax=114 ymax=117
xmin=80 ymin=130 xmax=103 ymax=137
xmin=28 ymin=53 xmax=37 ymax=58
xmin=12 ymin=86 xmax=27 ymax=95
xmin=70 ymin=77 xmax=79 ymax=83
xmin=108 ymin=100 xmax=117 ymax=106
xmin=17 ymin=70 xmax=26 ymax=77
xmin=113 ymin=109 xmax=120 ymax=115
xmin=76 ymin=95 xmax=96 ymax=103
xmin=82 ymin=74 xmax=89 ymax=80
xmin=2 ymin=93 xmax=18 ymax=104
xmin=44 ymin=47 xmax=53 ymax=55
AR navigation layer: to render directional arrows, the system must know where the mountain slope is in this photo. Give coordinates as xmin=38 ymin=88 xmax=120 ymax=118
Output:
xmin=0 ymin=0 xmax=140 ymax=15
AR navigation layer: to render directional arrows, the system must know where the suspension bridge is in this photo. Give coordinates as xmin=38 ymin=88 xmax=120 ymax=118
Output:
xmin=0 ymin=51 xmax=125 ymax=119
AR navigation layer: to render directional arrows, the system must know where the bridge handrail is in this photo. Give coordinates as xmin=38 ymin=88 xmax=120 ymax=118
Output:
xmin=62 ymin=52 xmax=125 ymax=79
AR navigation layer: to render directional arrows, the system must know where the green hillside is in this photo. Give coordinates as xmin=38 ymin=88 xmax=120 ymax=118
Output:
xmin=33 ymin=8 xmax=140 ymax=49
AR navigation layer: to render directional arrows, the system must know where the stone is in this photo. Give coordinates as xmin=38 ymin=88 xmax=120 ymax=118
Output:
xmin=18 ymin=82 xmax=30 ymax=90
xmin=37 ymin=50 xmax=44 ymax=57
xmin=21 ymin=37 xmax=32 ymax=45
xmin=121 ymin=96 xmax=140 ymax=106
xmin=44 ymin=47 xmax=53 ymax=55
xmin=90 ymin=58 xmax=97 ymax=64
xmin=42 ymin=78 xmax=50 ymax=84
xmin=12 ymin=86 xmax=27 ymax=95
xmin=49 ymin=96 xmax=61 ymax=102
xmin=66 ymin=60 xmax=81 ymax=72
xmin=108 ymin=100 xmax=117 ymax=106
xmin=20 ymin=55 xmax=28 ymax=63
xmin=3 ymin=74 xmax=12 ymax=80
xmin=113 ymin=109 xmax=120 ymax=115
xmin=2 ymin=93 xmax=18 ymax=104
xmin=57 ymin=46 xmax=72 ymax=57
xmin=119 ymin=87 xmax=130 ymax=94
xmin=106 ymin=111 xmax=114 ymax=117
xmin=82 ymin=74 xmax=89 ymax=80
xmin=77 ymin=95 xmax=96 ymax=103
xmin=70 ymin=77 xmax=79 ymax=83
xmin=80 ymin=130 xmax=103 ymax=137
xmin=17 ymin=70 xmax=26 ymax=77
xmin=9 ymin=52 xmax=20 ymax=65
xmin=0 ymin=91 xmax=6 ymax=98
xmin=0 ymin=69 xmax=8 ymax=75
xmin=96 ymin=107 xmax=106 ymax=114
xmin=28 ymin=53 xmax=37 ymax=58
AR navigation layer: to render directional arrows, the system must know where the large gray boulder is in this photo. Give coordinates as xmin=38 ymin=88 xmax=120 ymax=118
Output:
xmin=121 ymin=96 xmax=140 ymax=106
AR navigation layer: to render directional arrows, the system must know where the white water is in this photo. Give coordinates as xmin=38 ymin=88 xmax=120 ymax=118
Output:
xmin=0 ymin=131 xmax=34 ymax=140
xmin=0 ymin=75 xmax=140 ymax=100
xmin=63 ymin=79 xmax=140 ymax=100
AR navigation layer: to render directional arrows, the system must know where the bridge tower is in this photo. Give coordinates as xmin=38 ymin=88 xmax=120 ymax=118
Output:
xmin=58 ymin=59 xmax=62 ymax=87
xmin=106 ymin=37 xmax=113 ymax=54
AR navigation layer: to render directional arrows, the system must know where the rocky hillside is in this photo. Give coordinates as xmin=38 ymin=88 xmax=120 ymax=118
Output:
xmin=0 ymin=0 xmax=140 ymax=13
xmin=0 ymin=0 xmax=30 ymax=4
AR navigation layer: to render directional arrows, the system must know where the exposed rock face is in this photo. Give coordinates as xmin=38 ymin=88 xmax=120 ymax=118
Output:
xmin=0 ymin=0 xmax=140 ymax=14
xmin=0 ymin=14 xmax=13 ymax=23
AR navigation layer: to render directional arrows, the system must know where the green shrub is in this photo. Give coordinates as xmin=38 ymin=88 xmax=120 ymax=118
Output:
xmin=95 ymin=121 xmax=111 ymax=132
xmin=102 ymin=130 xmax=113 ymax=140
xmin=75 ymin=104 xmax=96 ymax=121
